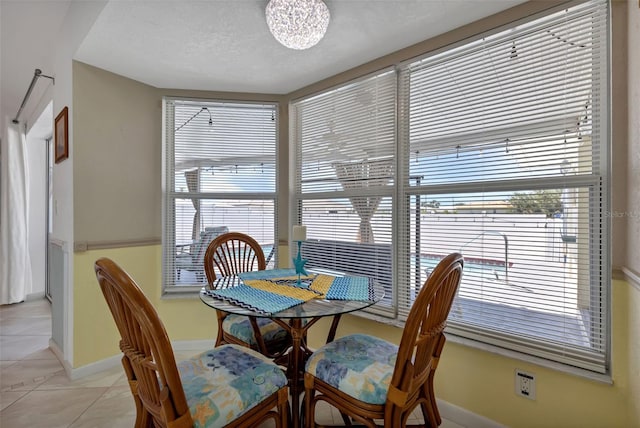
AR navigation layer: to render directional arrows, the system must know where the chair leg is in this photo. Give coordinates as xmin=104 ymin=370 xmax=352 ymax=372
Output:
xmin=277 ymin=387 xmax=290 ymax=428
xmin=384 ymin=407 xmax=403 ymax=428
xmin=304 ymin=375 xmax=315 ymax=428
xmin=423 ymin=381 xmax=441 ymax=427
xmin=425 ymin=336 xmax=446 ymax=427
xmin=121 ymin=357 xmax=152 ymax=428
xmin=249 ymin=316 xmax=270 ymax=356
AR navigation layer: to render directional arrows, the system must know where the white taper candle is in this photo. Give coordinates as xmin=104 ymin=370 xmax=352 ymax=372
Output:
xmin=292 ymin=225 xmax=307 ymax=241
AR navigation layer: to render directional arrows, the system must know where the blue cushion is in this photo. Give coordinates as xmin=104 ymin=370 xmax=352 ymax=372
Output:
xmin=305 ymin=334 xmax=398 ymax=405
xmin=178 ymin=344 xmax=287 ymax=428
xmin=222 ymin=315 xmax=289 ymax=346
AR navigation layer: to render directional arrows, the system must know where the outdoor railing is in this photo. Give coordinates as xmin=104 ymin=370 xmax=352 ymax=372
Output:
xmin=460 ymin=231 xmax=509 ymax=282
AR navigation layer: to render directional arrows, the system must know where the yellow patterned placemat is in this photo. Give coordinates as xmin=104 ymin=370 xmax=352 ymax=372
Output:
xmin=243 ymin=279 xmax=321 ymax=301
xmin=308 ymin=274 xmax=336 ymax=297
xmin=211 ymin=270 xmax=374 ymax=314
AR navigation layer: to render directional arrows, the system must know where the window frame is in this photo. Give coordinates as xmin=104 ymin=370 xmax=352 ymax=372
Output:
xmin=162 ymin=96 xmax=279 ymax=295
xmin=291 ymin=68 xmax=399 ymax=319
xmin=290 ymin=0 xmax=611 ymax=376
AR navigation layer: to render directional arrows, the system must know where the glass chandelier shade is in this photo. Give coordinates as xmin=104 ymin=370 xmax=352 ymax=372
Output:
xmin=265 ymin=0 xmax=330 ymax=50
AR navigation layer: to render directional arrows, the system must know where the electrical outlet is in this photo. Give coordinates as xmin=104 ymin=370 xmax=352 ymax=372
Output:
xmin=515 ymin=369 xmax=536 ymax=400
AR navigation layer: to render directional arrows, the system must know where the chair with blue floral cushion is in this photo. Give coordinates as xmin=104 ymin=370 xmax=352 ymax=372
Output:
xmin=95 ymin=257 xmax=289 ymax=428
xmin=204 ymin=232 xmax=292 ymax=359
xmin=304 ymin=252 xmax=464 ymax=428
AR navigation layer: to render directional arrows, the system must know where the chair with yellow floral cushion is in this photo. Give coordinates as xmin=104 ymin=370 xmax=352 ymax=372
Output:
xmin=204 ymin=232 xmax=292 ymax=358
xmin=304 ymin=252 xmax=464 ymax=428
xmin=95 ymin=257 xmax=289 ymax=428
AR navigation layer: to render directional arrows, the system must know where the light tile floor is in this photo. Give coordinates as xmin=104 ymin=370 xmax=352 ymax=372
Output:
xmin=0 ymin=298 xmax=464 ymax=427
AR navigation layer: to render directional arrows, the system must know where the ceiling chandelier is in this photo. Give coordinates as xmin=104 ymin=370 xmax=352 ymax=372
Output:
xmin=265 ymin=0 xmax=330 ymax=50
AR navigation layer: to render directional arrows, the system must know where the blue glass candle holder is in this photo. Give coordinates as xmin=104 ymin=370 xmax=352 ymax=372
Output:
xmin=293 ymin=240 xmax=308 ymax=286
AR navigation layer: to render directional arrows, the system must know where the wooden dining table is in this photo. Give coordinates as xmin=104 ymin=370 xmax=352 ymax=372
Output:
xmin=199 ymin=269 xmax=385 ymax=428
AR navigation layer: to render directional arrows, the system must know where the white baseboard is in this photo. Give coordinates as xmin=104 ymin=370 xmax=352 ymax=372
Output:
xmin=48 ymin=339 xmax=74 ymax=378
xmin=50 ymin=338 xmax=122 ymax=380
xmin=25 ymin=292 xmax=45 ymax=301
xmin=171 ymin=339 xmax=214 ymax=351
xmin=437 ymin=399 xmax=506 ymax=428
xmin=622 ymin=266 xmax=640 ymax=292
xmin=60 ymin=339 xmax=214 ymax=380
xmin=69 ymin=353 xmax=123 ymax=381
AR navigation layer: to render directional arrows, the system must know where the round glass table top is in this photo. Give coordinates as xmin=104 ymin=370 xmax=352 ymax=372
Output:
xmin=199 ymin=274 xmax=385 ymax=319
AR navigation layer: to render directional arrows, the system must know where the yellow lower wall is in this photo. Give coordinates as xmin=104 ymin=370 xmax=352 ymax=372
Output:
xmin=74 ymin=246 xmax=217 ymax=367
xmin=75 ymin=245 xmax=639 ymax=427
xmin=626 ymin=277 xmax=640 ymax=425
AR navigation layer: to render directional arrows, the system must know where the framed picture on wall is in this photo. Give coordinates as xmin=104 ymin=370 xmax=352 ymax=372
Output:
xmin=55 ymin=106 xmax=68 ymax=164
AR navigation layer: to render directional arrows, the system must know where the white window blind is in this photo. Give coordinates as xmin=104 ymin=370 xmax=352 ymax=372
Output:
xmin=163 ymin=98 xmax=278 ymax=292
xmin=291 ymin=0 xmax=609 ymax=374
xmin=292 ymin=70 xmax=397 ymax=316
xmin=398 ymin=0 xmax=609 ymax=372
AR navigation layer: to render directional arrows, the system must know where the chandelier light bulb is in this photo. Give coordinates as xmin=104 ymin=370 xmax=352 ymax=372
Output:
xmin=266 ymin=0 xmax=330 ymax=50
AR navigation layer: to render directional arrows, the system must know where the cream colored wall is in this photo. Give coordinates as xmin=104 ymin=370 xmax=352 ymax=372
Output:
xmin=71 ymin=61 xmax=284 ymax=366
xmin=626 ymin=0 xmax=640 ymax=271
xmin=624 ymin=0 xmax=640 ymax=423
xmin=611 ymin=0 xmax=630 ymax=268
xmin=72 ymin=60 xmax=285 ymax=246
xmin=73 ymin=61 xmax=162 ymax=244
xmin=71 ymin=1 xmax=639 ymax=426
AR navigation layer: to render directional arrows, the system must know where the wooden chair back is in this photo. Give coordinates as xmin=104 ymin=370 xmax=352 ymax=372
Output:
xmin=389 ymin=252 xmax=464 ymax=425
xmin=204 ymin=232 xmax=266 ymax=281
xmin=95 ymin=258 xmax=192 ymax=428
xmin=203 ymin=232 xmax=279 ymax=354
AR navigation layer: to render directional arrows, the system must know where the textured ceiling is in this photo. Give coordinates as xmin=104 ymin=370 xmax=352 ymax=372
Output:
xmin=74 ymin=0 xmax=527 ymax=94
xmin=1 ymin=0 xmax=527 ymax=134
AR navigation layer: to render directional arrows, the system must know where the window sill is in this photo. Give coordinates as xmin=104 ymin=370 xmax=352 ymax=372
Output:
xmin=445 ymin=333 xmax=613 ymax=384
xmin=352 ymin=304 xmax=612 ymax=384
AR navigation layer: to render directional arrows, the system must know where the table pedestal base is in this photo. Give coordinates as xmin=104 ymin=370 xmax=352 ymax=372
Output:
xmin=273 ymin=315 xmax=342 ymax=428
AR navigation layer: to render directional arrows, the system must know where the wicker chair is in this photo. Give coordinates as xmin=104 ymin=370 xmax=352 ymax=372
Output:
xmin=204 ymin=232 xmax=291 ymax=358
xmin=94 ymin=257 xmax=289 ymax=428
xmin=303 ymin=252 xmax=464 ymax=428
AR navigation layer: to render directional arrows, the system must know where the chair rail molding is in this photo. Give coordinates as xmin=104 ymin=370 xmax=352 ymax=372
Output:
xmin=613 ymin=265 xmax=640 ymax=291
xmin=622 ymin=266 xmax=640 ymax=291
xmin=74 ymin=238 xmax=161 ymax=252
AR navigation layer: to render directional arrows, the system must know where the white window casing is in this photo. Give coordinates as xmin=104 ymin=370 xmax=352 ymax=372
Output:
xmin=163 ymin=98 xmax=278 ymax=293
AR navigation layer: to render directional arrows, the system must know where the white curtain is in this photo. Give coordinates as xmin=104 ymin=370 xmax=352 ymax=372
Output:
xmin=0 ymin=120 xmax=33 ymax=304
xmin=184 ymin=168 xmax=201 ymax=240
xmin=333 ymin=158 xmax=393 ymax=243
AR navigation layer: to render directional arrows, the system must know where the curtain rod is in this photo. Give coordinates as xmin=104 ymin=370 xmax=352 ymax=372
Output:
xmin=12 ymin=68 xmax=55 ymax=124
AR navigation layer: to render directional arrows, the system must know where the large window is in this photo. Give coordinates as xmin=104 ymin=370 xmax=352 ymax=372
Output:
xmin=292 ymin=70 xmax=397 ymax=317
xmin=163 ymin=98 xmax=278 ymax=293
xmin=292 ymin=0 xmax=610 ymax=374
